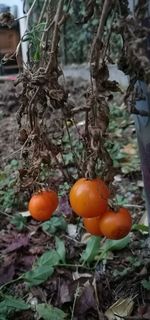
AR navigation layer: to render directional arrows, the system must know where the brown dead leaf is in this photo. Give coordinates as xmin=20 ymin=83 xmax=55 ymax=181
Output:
xmin=3 ymin=234 xmax=29 ymax=253
xmin=122 ymin=143 xmax=136 ymax=155
xmin=75 ymin=282 xmax=97 ymax=315
xmin=105 ymin=297 xmax=134 ymax=320
xmin=81 ymin=232 xmax=91 ymax=244
xmin=0 ymin=263 xmax=15 ymax=286
xmin=59 ymin=282 xmax=72 ymax=304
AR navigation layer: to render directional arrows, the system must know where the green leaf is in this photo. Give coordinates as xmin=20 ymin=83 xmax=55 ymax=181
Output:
xmin=41 ymin=216 xmax=67 ymax=234
xmin=37 ymin=250 xmax=60 ymax=267
xmin=24 ymin=249 xmax=62 ymax=286
xmin=63 ymin=153 xmax=73 ymax=165
xmin=36 ymin=303 xmax=67 ymax=320
xmin=98 ymin=236 xmax=130 ymax=260
xmin=10 ymin=159 xmax=19 ymax=168
xmin=0 ymin=295 xmax=30 ymax=318
xmin=132 ymin=224 xmax=149 ymax=233
xmin=33 ymin=48 xmax=40 ymax=61
xmin=101 ymin=236 xmax=130 ymax=252
xmin=141 ymin=278 xmax=150 ymax=290
xmin=24 ymin=265 xmax=54 ymax=286
xmin=11 ymin=214 xmax=27 ymax=231
xmin=0 ymin=315 xmax=7 ymax=320
xmin=113 ymin=268 xmax=129 ymax=277
xmin=55 ymin=237 xmax=66 ymax=263
xmin=80 ymin=236 xmax=101 ymax=264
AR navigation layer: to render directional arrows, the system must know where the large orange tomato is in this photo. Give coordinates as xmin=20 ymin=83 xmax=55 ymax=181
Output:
xmin=99 ymin=208 xmax=132 ymax=240
xmin=28 ymin=190 xmax=58 ymax=221
xmin=69 ymin=178 xmax=109 ymax=218
xmin=83 ymin=216 xmax=104 ymax=236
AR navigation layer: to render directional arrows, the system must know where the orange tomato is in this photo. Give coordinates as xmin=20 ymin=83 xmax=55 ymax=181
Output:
xmin=28 ymin=190 xmax=58 ymax=221
xmin=69 ymin=178 xmax=109 ymax=218
xmin=99 ymin=208 xmax=132 ymax=240
xmin=83 ymin=216 xmax=104 ymax=236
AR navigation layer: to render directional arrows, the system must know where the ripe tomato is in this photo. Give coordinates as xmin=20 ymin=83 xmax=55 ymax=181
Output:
xmin=99 ymin=208 xmax=132 ymax=240
xmin=69 ymin=178 xmax=109 ymax=218
xmin=28 ymin=190 xmax=58 ymax=221
xmin=83 ymin=216 xmax=104 ymax=236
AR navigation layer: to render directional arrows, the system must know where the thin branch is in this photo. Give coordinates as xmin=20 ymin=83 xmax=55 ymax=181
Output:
xmin=103 ymin=2 xmax=118 ymax=60
xmin=15 ymin=0 xmax=38 ymax=63
xmin=26 ymin=0 xmax=38 ymax=31
xmin=90 ymin=0 xmax=112 ymax=68
xmin=38 ymin=0 xmax=49 ymax=24
xmin=46 ymin=0 xmax=64 ymax=74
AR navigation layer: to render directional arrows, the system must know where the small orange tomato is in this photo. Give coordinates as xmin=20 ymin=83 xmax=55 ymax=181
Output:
xmin=83 ymin=216 xmax=104 ymax=236
xmin=99 ymin=208 xmax=132 ymax=240
xmin=69 ymin=178 xmax=109 ymax=218
xmin=28 ymin=190 xmax=58 ymax=221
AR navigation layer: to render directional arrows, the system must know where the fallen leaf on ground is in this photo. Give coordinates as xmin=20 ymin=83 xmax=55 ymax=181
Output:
xmin=59 ymin=195 xmax=72 ymax=216
xmin=81 ymin=232 xmax=92 ymax=244
xmin=59 ymin=282 xmax=72 ymax=304
xmin=3 ymin=234 xmax=29 ymax=253
xmin=0 ymin=263 xmax=15 ymax=286
xmin=75 ymin=282 xmax=97 ymax=315
xmin=105 ymin=297 xmax=134 ymax=320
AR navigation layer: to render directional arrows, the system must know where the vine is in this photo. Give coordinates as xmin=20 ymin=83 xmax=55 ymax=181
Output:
xmin=2 ymin=0 xmax=149 ymax=194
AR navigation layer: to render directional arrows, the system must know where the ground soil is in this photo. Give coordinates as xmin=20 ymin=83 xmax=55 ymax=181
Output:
xmin=0 ymin=81 xmax=19 ymax=167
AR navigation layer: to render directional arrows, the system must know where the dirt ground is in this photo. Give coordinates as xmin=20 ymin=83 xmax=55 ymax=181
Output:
xmin=0 ymin=81 xmax=19 ymax=167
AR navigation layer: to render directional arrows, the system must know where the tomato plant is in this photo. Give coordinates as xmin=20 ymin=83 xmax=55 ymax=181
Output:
xmin=28 ymin=190 xmax=58 ymax=221
xmin=83 ymin=216 xmax=104 ymax=236
xmin=69 ymin=178 xmax=109 ymax=218
xmin=99 ymin=208 xmax=132 ymax=240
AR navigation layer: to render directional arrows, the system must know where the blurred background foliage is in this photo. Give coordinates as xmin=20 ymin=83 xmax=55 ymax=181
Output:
xmin=26 ymin=0 xmax=123 ymax=64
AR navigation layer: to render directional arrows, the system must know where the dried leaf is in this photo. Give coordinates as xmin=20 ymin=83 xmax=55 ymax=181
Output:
xmin=0 ymin=264 xmax=15 ymax=286
xmin=75 ymin=283 xmax=97 ymax=315
xmin=59 ymin=196 xmax=72 ymax=216
xmin=105 ymin=297 xmax=134 ymax=320
xmin=81 ymin=232 xmax=92 ymax=244
xmin=3 ymin=234 xmax=29 ymax=253
xmin=122 ymin=143 xmax=136 ymax=155
xmin=59 ymin=282 xmax=71 ymax=304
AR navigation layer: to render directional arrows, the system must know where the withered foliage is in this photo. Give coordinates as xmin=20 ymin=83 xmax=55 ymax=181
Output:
xmin=117 ymin=0 xmax=150 ymax=111
xmin=13 ymin=0 xmax=150 ymax=191
xmin=0 ymin=12 xmax=15 ymax=27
